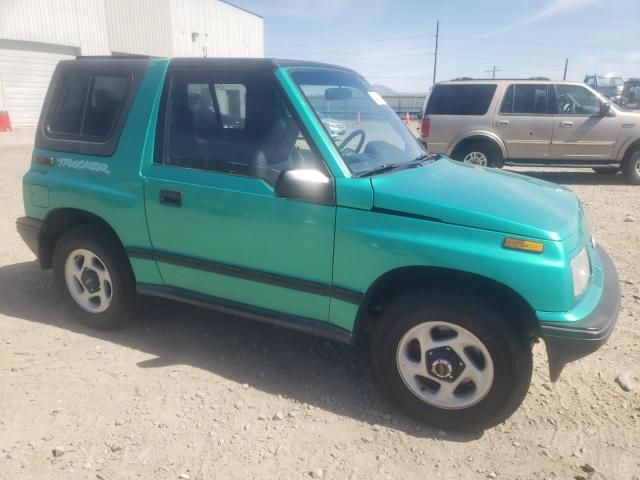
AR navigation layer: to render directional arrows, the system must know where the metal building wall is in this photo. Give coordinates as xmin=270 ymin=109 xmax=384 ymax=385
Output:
xmin=169 ymin=0 xmax=264 ymax=57
xmin=0 ymin=0 xmax=110 ymax=55
xmin=103 ymin=0 xmax=173 ymax=56
xmin=0 ymin=0 xmax=110 ymax=126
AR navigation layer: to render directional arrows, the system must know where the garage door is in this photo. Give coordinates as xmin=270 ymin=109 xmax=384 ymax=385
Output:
xmin=0 ymin=47 xmax=75 ymax=128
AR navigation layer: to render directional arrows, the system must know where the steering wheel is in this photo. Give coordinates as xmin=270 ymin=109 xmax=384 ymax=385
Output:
xmin=338 ymin=129 xmax=366 ymax=154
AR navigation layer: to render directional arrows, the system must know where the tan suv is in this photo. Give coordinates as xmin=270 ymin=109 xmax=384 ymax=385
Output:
xmin=419 ymin=79 xmax=640 ymax=184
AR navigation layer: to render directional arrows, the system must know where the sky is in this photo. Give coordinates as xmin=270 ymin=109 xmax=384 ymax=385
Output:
xmin=229 ymin=0 xmax=640 ymax=93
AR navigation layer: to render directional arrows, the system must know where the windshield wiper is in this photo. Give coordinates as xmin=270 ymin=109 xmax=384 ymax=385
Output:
xmin=357 ymin=153 xmax=439 ymax=178
xmin=357 ymin=163 xmax=409 ymax=177
xmin=408 ymin=152 xmax=441 ymax=164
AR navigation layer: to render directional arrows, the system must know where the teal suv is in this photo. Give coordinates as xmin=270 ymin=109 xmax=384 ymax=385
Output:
xmin=16 ymin=57 xmax=620 ymax=431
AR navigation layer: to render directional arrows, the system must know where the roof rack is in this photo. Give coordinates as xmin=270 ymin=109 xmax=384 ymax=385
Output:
xmin=451 ymin=77 xmax=552 ymax=81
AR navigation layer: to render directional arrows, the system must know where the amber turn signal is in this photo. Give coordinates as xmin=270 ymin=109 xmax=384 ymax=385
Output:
xmin=503 ymin=237 xmax=544 ymax=253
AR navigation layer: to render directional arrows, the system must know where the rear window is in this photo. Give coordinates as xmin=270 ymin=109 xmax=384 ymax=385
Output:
xmin=47 ymin=73 xmax=130 ymax=140
xmin=426 ymin=84 xmax=496 ymax=115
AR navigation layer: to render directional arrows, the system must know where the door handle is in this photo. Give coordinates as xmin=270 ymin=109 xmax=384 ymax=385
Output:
xmin=159 ymin=189 xmax=182 ymax=207
xmin=560 ymin=121 xmax=574 ymax=128
xmin=497 ymin=119 xmax=510 ymax=126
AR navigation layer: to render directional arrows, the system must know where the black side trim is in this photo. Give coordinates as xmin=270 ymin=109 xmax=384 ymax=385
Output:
xmin=16 ymin=217 xmax=43 ymax=258
xmin=505 ymin=159 xmax=621 ymax=168
xmin=331 ymin=286 xmax=364 ymax=304
xmin=137 ymin=284 xmax=353 ymax=344
xmin=540 ymin=245 xmax=620 ymax=381
xmin=126 ymin=247 xmax=362 ymax=305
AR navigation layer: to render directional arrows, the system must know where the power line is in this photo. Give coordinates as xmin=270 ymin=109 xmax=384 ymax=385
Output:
xmin=485 ymin=66 xmax=503 ymax=79
xmin=267 ymin=32 xmax=640 ymax=52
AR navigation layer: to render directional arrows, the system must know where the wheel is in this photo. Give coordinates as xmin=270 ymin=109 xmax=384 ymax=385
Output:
xmin=53 ymin=224 xmax=136 ymax=330
xmin=592 ymin=167 xmax=619 ymax=175
xmin=372 ymin=290 xmax=532 ymax=432
xmin=454 ymin=142 xmax=502 ymax=168
xmin=622 ymin=149 xmax=640 ymax=185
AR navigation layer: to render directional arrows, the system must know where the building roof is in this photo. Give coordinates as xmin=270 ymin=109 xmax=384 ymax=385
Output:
xmin=219 ymin=1 xmax=263 ymax=19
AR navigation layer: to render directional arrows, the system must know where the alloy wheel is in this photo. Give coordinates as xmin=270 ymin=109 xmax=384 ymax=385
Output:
xmin=396 ymin=321 xmax=494 ymax=409
xmin=64 ymin=249 xmax=113 ymax=313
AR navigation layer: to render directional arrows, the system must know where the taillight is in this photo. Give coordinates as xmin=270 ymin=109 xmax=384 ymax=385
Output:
xmin=420 ymin=115 xmax=430 ymax=138
xmin=35 ymin=156 xmax=54 ymax=166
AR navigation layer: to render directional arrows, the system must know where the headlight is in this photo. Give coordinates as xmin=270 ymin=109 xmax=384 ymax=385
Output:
xmin=571 ymin=247 xmax=591 ymax=297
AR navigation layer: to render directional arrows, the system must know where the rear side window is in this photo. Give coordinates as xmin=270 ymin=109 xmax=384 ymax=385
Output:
xmin=47 ymin=73 xmax=130 ymax=140
xmin=48 ymin=73 xmax=90 ymax=135
xmin=500 ymin=85 xmax=550 ymax=114
xmin=426 ymin=84 xmax=496 ymax=115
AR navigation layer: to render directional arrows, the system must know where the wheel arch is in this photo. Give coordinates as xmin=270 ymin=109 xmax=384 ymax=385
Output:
xmin=354 ymin=266 xmax=540 ymax=341
xmin=618 ymin=136 xmax=640 ymax=162
xmin=448 ymin=132 xmax=507 ymax=160
xmin=38 ymin=208 xmax=126 ymax=269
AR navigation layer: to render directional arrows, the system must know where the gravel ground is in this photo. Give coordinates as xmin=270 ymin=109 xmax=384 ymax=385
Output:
xmin=0 ymin=128 xmax=639 ymax=480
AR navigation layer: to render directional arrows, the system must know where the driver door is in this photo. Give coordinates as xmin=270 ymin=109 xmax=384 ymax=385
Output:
xmin=143 ymin=65 xmax=336 ymax=323
xmin=550 ymin=84 xmax=619 ymax=161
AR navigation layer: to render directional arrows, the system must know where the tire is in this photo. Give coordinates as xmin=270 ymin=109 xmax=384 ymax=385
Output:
xmin=454 ymin=142 xmax=503 ymax=168
xmin=53 ymin=224 xmax=136 ymax=330
xmin=622 ymin=149 xmax=640 ymax=185
xmin=372 ymin=289 xmax=532 ymax=432
xmin=592 ymin=167 xmax=619 ymax=175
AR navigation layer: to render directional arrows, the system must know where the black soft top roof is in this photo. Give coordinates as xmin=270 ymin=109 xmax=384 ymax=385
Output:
xmin=74 ymin=55 xmax=358 ymax=75
xmin=169 ymin=57 xmax=359 ymax=74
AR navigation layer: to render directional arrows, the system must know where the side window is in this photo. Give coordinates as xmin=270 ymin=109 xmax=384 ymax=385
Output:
xmin=83 ymin=75 xmax=130 ymax=138
xmin=585 ymin=76 xmax=596 ymax=87
xmin=426 ymin=84 xmax=497 ymax=115
xmin=556 ymin=85 xmax=600 ymax=115
xmin=48 ymin=73 xmax=90 ymax=135
xmin=215 ymin=84 xmax=246 ymax=129
xmin=513 ymin=85 xmax=549 ymax=114
xmin=47 ymin=73 xmax=130 ymax=140
xmin=161 ymin=73 xmax=323 ymax=185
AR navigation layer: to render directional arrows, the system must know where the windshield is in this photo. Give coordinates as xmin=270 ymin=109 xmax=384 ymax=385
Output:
xmin=597 ymin=76 xmax=624 ymax=87
xmin=290 ymin=69 xmax=425 ymax=176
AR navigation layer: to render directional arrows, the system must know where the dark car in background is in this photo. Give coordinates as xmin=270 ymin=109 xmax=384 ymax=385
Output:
xmin=584 ymin=74 xmax=624 ymax=104
xmin=620 ymin=79 xmax=640 ymax=110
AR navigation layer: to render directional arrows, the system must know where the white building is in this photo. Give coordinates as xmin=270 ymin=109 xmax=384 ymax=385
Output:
xmin=0 ymin=0 xmax=264 ymax=127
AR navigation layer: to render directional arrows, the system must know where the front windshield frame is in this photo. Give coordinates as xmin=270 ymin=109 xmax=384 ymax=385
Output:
xmin=288 ymin=68 xmax=427 ymax=177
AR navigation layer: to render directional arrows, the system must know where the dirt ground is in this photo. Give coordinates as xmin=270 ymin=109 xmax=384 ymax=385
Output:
xmin=0 ymin=127 xmax=639 ymax=480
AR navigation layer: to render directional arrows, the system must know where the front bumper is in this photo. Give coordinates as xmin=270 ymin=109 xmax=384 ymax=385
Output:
xmin=16 ymin=216 xmax=42 ymax=258
xmin=540 ymin=246 xmax=620 ymax=381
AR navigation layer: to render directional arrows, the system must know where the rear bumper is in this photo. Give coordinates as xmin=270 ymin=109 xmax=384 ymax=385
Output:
xmin=540 ymin=246 xmax=620 ymax=381
xmin=16 ymin=216 xmax=42 ymax=258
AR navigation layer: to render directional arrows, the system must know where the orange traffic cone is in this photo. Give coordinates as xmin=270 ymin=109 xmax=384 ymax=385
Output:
xmin=0 ymin=111 xmax=11 ymax=132
xmin=356 ymin=112 xmax=361 ymax=124
xmin=404 ymin=111 xmax=411 ymax=126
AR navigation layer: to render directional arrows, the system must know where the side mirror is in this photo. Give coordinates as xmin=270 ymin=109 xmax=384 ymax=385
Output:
xmin=599 ymin=102 xmax=611 ymax=116
xmin=274 ymin=169 xmax=334 ymax=205
xmin=416 ymin=111 xmax=423 ymax=119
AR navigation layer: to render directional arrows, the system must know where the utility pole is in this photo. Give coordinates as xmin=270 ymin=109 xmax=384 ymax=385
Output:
xmin=432 ymin=20 xmax=439 ymax=85
xmin=485 ymin=66 xmax=502 ymax=79
xmin=563 ymin=58 xmax=568 ymax=80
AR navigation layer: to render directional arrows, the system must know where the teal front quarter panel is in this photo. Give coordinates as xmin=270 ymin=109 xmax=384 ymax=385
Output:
xmin=330 ymin=206 xmax=575 ymax=332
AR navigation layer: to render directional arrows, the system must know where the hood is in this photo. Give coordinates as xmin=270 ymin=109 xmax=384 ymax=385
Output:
xmin=371 ymin=158 xmax=581 ymax=241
